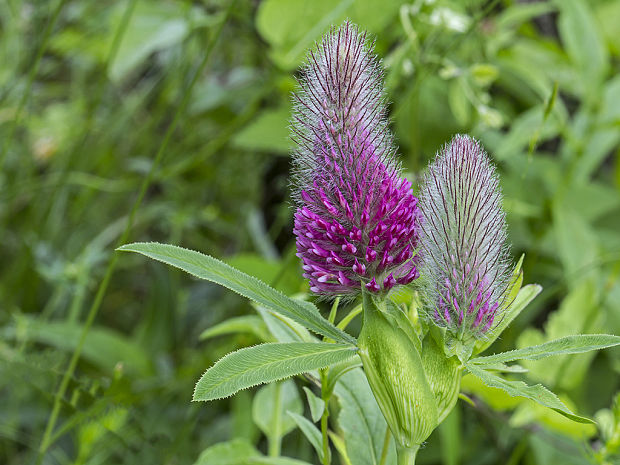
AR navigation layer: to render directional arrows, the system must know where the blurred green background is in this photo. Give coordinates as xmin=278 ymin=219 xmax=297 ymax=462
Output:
xmin=1 ymin=0 xmax=620 ymax=464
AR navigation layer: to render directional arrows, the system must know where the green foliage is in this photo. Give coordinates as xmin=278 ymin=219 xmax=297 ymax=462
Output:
xmin=516 ymin=280 xmax=604 ymax=390
xmin=199 ymin=315 xmax=272 ymax=343
xmin=471 ymin=334 xmax=620 ymax=365
xmin=302 ymin=387 xmax=325 ymax=423
xmin=118 ymin=242 xmax=355 ymax=344
xmin=288 ymin=412 xmax=329 ymax=463
xmin=3 ymin=315 xmax=152 ymax=375
xmin=109 ymin=0 xmax=191 ymax=82
xmin=334 ymin=369 xmax=396 ymax=465
xmin=193 ymin=342 xmax=357 ymax=401
xmin=2 ymin=0 xmax=619 ymax=464
xmin=193 ymin=438 xmax=313 ymax=465
xmin=256 ymin=0 xmax=403 ymax=69
xmin=253 ymin=380 xmax=303 ymax=456
xmin=466 ymin=363 xmax=592 ymax=423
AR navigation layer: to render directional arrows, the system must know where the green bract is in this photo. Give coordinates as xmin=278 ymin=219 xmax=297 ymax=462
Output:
xmin=358 ymin=291 xmax=438 ymax=451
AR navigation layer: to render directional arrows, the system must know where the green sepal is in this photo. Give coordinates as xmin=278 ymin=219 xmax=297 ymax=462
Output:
xmin=358 ymin=290 xmax=438 ymax=448
xmin=444 ymin=332 xmax=474 ymax=364
xmin=504 ymin=254 xmax=525 ymax=309
xmin=421 ymin=335 xmax=463 ymax=423
xmin=383 ymin=299 xmax=423 ymax=354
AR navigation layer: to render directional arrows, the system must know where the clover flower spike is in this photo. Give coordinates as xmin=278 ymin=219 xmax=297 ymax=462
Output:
xmin=291 ymin=22 xmax=420 ymax=296
xmin=419 ymin=135 xmax=512 ymax=337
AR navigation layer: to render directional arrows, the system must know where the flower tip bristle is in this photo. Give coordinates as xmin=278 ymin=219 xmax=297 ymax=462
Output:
xmin=419 ymin=134 xmax=511 ymax=339
xmin=291 ymin=22 xmax=421 ymax=297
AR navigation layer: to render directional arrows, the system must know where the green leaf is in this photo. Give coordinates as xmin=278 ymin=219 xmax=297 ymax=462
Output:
xmin=288 ymin=411 xmax=329 ymax=463
xmin=574 ymin=76 xmax=620 ymax=182
xmin=495 ymin=2 xmax=556 ymax=30
xmin=334 ymin=369 xmax=396 ymax=465
xmin=199 ymin=315 xmax=271 ymax=342
xmin=325 ymin=357 xmax=363 ymax=395
xmin=328 ymin=431 xmax=353 ymax=465
xmin=466 ymin=363 xmax=592 ymax=423
xmin=460 ymin=373 xmax=523 ymax=411
xmin=232 ymin=106 xmax=292 ymax=154
xmin=471 ymin=334 xmax=620 ymax=366
xmin=193 ymin=439 xmax=258 ymax=465
xmin=244 ymin=459 xmax=313 ymax=465
xmin=479 ymin=362 xmax=528 ymax=374
xmin=232 ymin=390 xmax=258 ymax=443
xmin=109 ymin=0 xmax=190 ymax=82
xmin=256 ymin=305 xmax=314 ymax=343
xmin=510 ymin=397 xmax=596 ymax=439
xmin=553 ymin=195 xmax=599 ymax=282
xmin=470 ymin=64 xmax=499 ymax=87
xmin=192 ymin=440 xmax=313 ymax=465
xmin=256 ymin=0 xmax=403 ymax=69
xmin=303 ymin=387 xmax=325 ymax=423
xmin=474 ymin=283 xmax=541 ymax=355
xmin=554 ymin=0 xmax=608 ymax=86
xmin=4 ymin=316 xmax=152 ymax=376
xmin=595 ymin=1 xmax=620 ymax=56
xmin=515 ymin=280 xmax=603 ymax=390
xmin=193 ymin=342 xmax=357 ymax=401
xmin=448 ymin=78 xmax=471 ymax=126
xmin=253 ymin=380 xmax=302 ymax=440
xmin=118 ymin=242 xmax=355 ymax=344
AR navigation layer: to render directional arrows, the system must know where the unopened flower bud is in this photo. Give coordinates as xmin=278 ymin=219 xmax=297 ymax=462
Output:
xmin=418 ymin=135 xmax=511 ymax=342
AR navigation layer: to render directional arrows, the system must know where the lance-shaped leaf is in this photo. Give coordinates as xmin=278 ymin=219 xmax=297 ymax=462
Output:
xmin=288 ymin=412 xmax=330 ymax=463
xmin=118 ymin=242 xmax=355 ymax=344
xmin=334 ymin=369 xmax=396 ymax=465
xmin=303 ymin=387 xmax=325 ymax=423
xmin=470 ymin=334 xmax=620 ymax=365
xmin=465 ymin=363 xmax=592 ymax=423
xmin=193 ymin=342 xmax=357 ymax=401
xmin=199 ymin=315 xmax=271 ymax=342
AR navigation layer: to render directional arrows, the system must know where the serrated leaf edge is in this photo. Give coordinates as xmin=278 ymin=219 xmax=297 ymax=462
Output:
xmin=192 ymin=342 xmax=357 ymax=401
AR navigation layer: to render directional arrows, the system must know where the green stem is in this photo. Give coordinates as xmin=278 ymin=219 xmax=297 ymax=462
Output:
xmin=336 ymin=305 xmax=361 ymax=330
xmin=328 ymin=298 xmax=340 ymax=324
xmin=268 ymin=382 xmax=282 ymax=456
xmin=320 ymin=369 xmax=331 ymax=465
xmin=378 ymin=427 xmax=392 ymax=465
xmin=396 ymin=445 xmax=419 ymax=465
xmin=318 ymin=299 xmax=337 ymax=465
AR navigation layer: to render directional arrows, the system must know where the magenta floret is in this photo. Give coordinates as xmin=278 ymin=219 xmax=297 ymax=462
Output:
xmin=291 ymin=22 xmax=420 ymax=296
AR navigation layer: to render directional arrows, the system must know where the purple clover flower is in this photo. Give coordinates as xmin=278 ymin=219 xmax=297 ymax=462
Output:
xmin=419 ymin=135 xmax=511 ymax=337
xmin=291 ymin=22 xmax=420 ymax=296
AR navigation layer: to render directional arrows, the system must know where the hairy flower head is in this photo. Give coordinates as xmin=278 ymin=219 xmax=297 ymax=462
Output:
xmin=419 ymin=135 xmax=511 ymax=338
xmin=291 ymin=22 xmax=420 ymax=296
